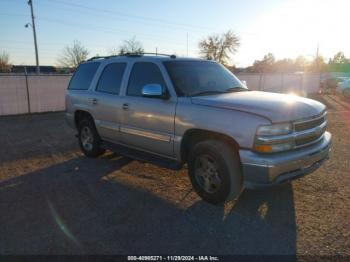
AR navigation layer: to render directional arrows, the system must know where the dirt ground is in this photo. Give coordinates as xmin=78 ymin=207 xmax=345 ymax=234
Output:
xmin=0 ymin=95 xmax=349 ymax=257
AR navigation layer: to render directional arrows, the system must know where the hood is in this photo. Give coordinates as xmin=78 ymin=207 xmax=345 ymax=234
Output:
xmin=191 ymin=91 xmax=326 ymax=122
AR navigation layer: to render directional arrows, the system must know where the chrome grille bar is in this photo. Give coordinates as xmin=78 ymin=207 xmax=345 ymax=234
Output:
xmin=256 ymin=112 xmax=327 ymax=149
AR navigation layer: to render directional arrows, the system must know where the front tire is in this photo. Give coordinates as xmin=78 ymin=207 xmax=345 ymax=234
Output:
xmin=187 ymin=140 xmax=243 ymax=204
xmin=78 ymin=118 xmax=105 ymax=158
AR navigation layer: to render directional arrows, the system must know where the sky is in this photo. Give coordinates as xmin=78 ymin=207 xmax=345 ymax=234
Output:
xmin=1 ymin=0 xmax=350 ymax=67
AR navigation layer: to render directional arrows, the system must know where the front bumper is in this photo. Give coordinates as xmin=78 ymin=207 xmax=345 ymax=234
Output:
xmin=240 ymin=131 xmax=332 ymax=188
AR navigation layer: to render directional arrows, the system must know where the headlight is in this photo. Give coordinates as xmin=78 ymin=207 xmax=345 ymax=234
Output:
xmin=254 ymin=122 xmax=293 ymax=153
xmin=256 ymin=123 xmax=292 ymax=136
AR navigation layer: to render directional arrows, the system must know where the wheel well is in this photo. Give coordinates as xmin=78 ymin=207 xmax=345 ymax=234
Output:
xmin=74 ymin=110 xmax=94 ymax=128
xmin=180 ymin=129 xmax=240 ymax=163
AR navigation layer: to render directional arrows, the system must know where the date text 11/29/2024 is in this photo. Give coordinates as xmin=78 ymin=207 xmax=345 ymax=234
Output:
xmin=127 ymin=256 xmax=219 ymax=261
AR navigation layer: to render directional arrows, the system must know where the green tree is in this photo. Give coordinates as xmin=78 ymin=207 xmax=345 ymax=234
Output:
xmin=57 ymin=40 xmax=89 ymax=68
xmin=330 ymin=52 xmax=348 ymax=64
xmin=307 ymin=56 xmax=327 ymax=72
xmin=251 ymin=53 xmax=276 ymax=73
xmin=0 ymin=51 xmax=11 ymax=73
xmin=274 ymin=58 xmax=296 ymax=73
xmin=198 ymin=30 xmax=240 ymax=65
xmin=294 ymin=55 xmax=309 ymax=71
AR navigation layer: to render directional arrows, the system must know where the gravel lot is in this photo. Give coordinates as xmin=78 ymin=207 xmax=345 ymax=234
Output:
xmin=0 ymin=95 xmax=349 ymax=256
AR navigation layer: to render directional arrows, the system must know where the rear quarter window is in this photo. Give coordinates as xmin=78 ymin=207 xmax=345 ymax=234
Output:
xmin=68 ymin=62 xmax=100 ymax=90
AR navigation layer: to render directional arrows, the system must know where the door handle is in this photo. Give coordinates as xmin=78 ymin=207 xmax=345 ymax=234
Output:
xmin=122 ymin=103 xmax=129 ymax=110
xmin=89 ymin=98 xmax=98 ymax=105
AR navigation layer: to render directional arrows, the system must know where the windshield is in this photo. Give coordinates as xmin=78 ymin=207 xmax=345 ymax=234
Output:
xmin=164 ymin=61 xmax=247 ymax=96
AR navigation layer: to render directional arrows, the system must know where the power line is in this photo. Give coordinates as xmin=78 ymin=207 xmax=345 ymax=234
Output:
xmin=37 ymin=16 xmax=189 ymax=47
xmin=49 ymin=0 xmax=215 ymax=32
xmin=0 ymin=13 xmax=28 ymax=17
xmin=39 ymin=2 xmax=207 ymax=36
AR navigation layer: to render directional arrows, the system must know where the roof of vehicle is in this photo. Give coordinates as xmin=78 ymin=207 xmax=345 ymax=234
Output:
xmin=84 ymin=53 xmax=209 ymax=64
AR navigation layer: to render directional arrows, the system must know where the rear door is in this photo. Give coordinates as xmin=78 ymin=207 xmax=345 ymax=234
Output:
xmin=89 ymin=62 xmax=127 ymax=142
xmin=120 ymin=61 xmax=177 ymax=157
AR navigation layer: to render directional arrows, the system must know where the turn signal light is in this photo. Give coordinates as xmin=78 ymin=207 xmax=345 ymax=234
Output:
xmin=254 ymin=145 xmax=273 ymax=153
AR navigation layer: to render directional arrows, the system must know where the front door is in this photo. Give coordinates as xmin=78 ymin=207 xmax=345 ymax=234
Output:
xmin=120 ymin=62 xmax=176 ymax=157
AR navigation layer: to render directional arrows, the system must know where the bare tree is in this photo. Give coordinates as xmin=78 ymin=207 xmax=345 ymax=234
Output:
xmin=117 ymin=37 xmax=144 ymax=55
xmin=198 ymin=30 xmax=240 ymax=64
xmin=0 ymin=51 xmax=11 ymax=73
xmin=58 ymin=40 xmax=89 ymax=68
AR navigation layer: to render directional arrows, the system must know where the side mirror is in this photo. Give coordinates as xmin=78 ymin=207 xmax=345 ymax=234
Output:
xmin=241 ymin=80 xmax=247 ymax=88
xmin=142 ymin=84 xmax=168 ymax=99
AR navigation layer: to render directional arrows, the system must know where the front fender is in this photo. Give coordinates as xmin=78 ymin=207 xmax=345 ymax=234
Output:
xmin=174 ymin=97 xmax=271 ymax=159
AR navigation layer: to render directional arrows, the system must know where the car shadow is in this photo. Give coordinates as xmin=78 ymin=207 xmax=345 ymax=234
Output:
xmin=0 ymin=154 xmax=296 ymax=256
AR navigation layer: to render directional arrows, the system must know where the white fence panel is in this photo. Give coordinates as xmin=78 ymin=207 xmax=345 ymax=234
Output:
xmin=302 ymin=74 xmax=320 ymax=94
xmin=0 ymin=72 xmax=327 ymax=116
xmin=283 ymin=74 xmax=303 ymax=94
xmin=0 ymin=75 xmax=28 ymax=115
xmin=236 ymin=74 xmax=261 ymax=90
xmin=27 ymin=75 xmax=71 ymax=113
xmin=236 ymin=73 xmax=321 ymax=94
xmin=261 ymin=74 xmax=283 ymax=92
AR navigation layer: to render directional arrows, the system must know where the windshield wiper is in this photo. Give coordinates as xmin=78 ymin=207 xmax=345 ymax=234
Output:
xmin=225 ymin=86 xmax=249 ymax=92
xmin=190 ymin=87 xmax=248 ymax=97
xmin=190 ymin=90 xmax=228 ymax=97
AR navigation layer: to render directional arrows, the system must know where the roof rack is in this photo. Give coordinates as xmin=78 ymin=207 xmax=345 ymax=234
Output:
xmin=86 ymin=52 xmax=176 ymax=61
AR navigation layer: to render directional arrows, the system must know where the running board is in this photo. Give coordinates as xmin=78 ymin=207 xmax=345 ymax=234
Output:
xmin=101 ymin=141 xmax=183 ymax=170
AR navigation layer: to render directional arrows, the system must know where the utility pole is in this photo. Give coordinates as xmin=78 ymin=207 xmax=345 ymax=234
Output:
xmin=315 ymin=42 xmax=320 ymax=71
xmin=186 ymin=32 xmax=189 ymax=57
xmin=27 ymin=0 xmax=40 ymax=74
xmin=316 ymin=42 xmax=321 ymax=90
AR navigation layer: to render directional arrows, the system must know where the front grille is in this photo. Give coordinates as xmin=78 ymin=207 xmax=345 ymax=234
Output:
xmin=294 ymin=116 xmax=325 ymax=131
xmin=293 ymin=112 xmax=327 ymax=148
xmin=295 ymin=133 xmax=323 ymax=146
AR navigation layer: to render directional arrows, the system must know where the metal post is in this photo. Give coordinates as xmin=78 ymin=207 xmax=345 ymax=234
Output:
xmin=259 ymin=74 xmax=263 ymax=91
xmin=24 ymin=69 xmax=31 ymax=114
xmin=28 ymin=0 xmax=40 ymax=74
xmin=186 ymin=32 xmax=189 ymax=57
xmin=300 ymin=74 xmax=303 ymax=94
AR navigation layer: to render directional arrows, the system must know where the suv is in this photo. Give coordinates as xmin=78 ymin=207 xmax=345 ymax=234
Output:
xmin=65 ymin=54 xmax=331 ymax=204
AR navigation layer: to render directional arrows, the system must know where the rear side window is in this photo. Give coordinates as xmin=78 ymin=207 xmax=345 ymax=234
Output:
xmin=127 ymin=62 xmax=166 ymax=96
xmin=96 ymin=63 xmax=126 ymax=95
xmin=68 ymin=62 xmax=100 ymax=90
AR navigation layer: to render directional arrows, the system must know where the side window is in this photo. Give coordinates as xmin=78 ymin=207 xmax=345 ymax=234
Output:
xmin=96 ymin=63 xmax=126 ymax=95
xmin=68 ymin=62 xmax=100 ymax=90
xmin=127 ymin=62 xmax=166 ymax=97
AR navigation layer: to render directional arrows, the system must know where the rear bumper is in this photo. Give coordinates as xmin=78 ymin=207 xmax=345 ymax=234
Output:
xmin=240 ymin=132 xmax=332 ymax=188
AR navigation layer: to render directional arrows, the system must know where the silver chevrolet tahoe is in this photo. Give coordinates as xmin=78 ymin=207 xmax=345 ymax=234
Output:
xmin=65 ymin=53 xmax=332 ymax=204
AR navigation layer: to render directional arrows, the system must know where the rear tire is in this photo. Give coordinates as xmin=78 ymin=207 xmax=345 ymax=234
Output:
xmin=187 ymin=140 xmax=243 ymax=204
xmin=78 ymin=118 xmax=105 ymax=158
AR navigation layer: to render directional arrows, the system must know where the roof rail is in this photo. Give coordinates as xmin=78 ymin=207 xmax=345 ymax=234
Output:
xmin=124 ymin=52 xmax=176 ymax=58
xmin=86 ymin=52 xmax=177 ymax=62
xmin=86 ymin=55 xmax=120 ymax=61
